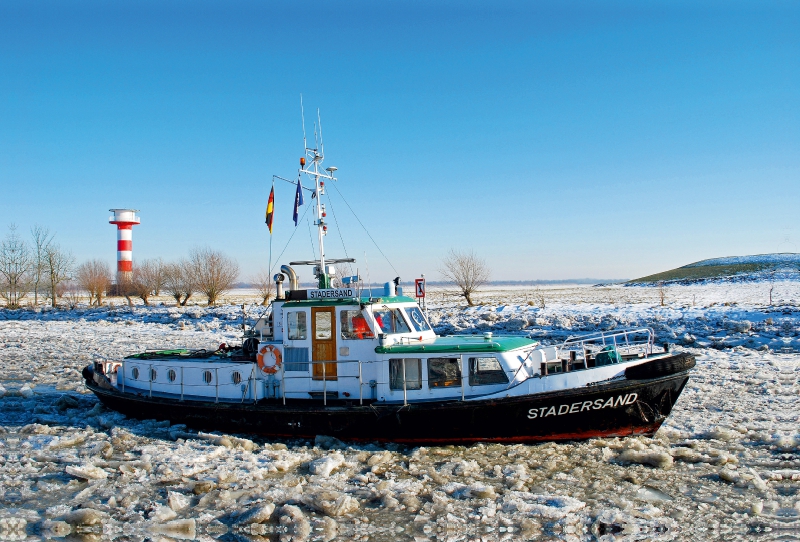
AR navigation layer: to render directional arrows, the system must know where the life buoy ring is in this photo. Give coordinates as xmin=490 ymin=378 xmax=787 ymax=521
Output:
xmin=257 ymin=345 xmax=282 ymax=374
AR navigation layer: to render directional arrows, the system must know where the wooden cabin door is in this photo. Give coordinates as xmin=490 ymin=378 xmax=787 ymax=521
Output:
xmin=311 ymin=307 xmax=337 ymax=380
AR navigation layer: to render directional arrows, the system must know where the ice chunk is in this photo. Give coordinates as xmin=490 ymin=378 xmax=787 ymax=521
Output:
xmin=168 ymin=491 xmax=190 ymax=512
xmin=617 ymin=447 xmax=673 ymax=469
xmin=302 ymin=491 xmax=360 ymax=517
xmin=234 ymin=503 xmax=275 ymax=525
xmin=65 ymin=464 xmax=108 ymax=480
xmin=150 ymin=504 xmax=177 ymax=522
xmin=278 ymin=505 xmax=311 ymax=538
xmin=501 ymin=492 xmax=585 ymax=519
xmin=636 ymin=486 xmax=673 ymax=502
xmin=308 ymin=453 xmax=344 ymax=477
xmin=20 ymin=385 xmax=34 ymax=398
xmin=315 ymin=435 xmax=346 ymax=449
xmin=148 ymin=519 xmax=197 ymax=540
xmin=64 ymin=508 xmax=107 ymax=526
xmin=40 ymin=520 xmax=71 ymax=537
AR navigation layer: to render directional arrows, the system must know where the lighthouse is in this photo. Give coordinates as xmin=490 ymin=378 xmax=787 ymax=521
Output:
xmin=109 ymin=209 xmax=140 ymax=283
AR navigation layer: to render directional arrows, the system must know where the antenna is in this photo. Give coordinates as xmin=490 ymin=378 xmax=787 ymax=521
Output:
xmin=300 ymin=95 xmax=307 ymax=151
xmin=314 ymin=121 xmax=319 ymax=151
xmin=317 ymin=108 xmax=324 ymax=157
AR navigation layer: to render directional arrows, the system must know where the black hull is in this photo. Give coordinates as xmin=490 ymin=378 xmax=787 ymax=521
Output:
xmin=84 ymin=368 xmax=691 ymax=445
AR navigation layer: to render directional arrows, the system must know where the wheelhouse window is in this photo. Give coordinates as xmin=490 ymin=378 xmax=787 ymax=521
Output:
xmin=428 ymin=357 xmax=461 ymax=388
xmin=340 ymin=310 xmax=375 ymax=340
xmin=373 ymin=308 xmax=411 ymax=334
xmin=404 ymin=306 xmax=431 ymax=332
xmin=468 ymin=357 xmax=509 ymax=386
xmin=287 ymin=311 xmax=307 ymax=340
xmin=315 ymin=311 xmax=332 ymax=340
xmin=389 ymin=358 xmax=422 ymax=390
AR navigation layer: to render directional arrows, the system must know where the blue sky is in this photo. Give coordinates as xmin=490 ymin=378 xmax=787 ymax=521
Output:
xmin=1 ymin=1 xmax=798 ymax=282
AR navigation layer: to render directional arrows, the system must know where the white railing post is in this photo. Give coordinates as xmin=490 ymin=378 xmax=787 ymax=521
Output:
xmin=215 ymin=368 xmax=218 ymax=403
xmin=121 ymin=360 xmax=125 ymax=393
xmin=252 ymin=363 xmax=257 ymax=404
xmin=402 ymin=358 xmax=407 ymax=406
xmin=358 ymin=361 xmax=363 ymax=406
xmin=282 ymin=359 xmax=286 ymax=405
xmin=180 ymin=366 xmax=183 ymax=401
xmin=149 ymin=364 xmax=152 ymax=398
xmin=461 ymin=356 xmax=465 ymax=401
xmin=323 ymin=360 xmax=327 ymax=406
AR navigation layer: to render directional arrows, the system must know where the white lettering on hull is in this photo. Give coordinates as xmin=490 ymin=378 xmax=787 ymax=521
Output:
xmin=527 ymin=393 xmax=638 ymax=420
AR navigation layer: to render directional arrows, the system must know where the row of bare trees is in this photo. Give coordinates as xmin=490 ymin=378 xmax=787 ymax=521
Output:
xmin=114 ymin=248 xmax=241 ymax=306
xmin=0 ymin=225 xmax=75 ymax=308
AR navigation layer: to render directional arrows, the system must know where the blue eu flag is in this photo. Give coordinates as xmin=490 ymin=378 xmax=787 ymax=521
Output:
xmin=293 ymin=179 xmax=304 ymax=226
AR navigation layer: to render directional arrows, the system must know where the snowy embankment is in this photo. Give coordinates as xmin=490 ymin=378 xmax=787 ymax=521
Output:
xmin=0 ymin=281 xmax=798 ymax=541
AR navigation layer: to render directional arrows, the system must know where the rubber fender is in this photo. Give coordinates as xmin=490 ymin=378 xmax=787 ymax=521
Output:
xmin=625 ymin=353 xmax=696 ymax=380
xmin=82 ymin=365 xmax=94 ymax=382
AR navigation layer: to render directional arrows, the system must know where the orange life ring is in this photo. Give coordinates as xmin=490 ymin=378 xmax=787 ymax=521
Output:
xmin=257 ymin=344 xmax=282 ymax=374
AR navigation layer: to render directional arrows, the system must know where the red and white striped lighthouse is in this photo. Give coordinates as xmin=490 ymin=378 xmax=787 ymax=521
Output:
xmin=109 ymin=209 xmax=140 ymax=283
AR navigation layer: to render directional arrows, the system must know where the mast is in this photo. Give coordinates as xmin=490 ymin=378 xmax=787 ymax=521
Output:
xmin=299 ymin=111 xmax=337 ymax=289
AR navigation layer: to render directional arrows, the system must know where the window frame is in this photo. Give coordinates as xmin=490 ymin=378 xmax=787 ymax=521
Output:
xmin=389 ymin=358 xmax=423 ymax=390
xmin=404 ymin=306 xmax=431 ymax=332
xmin=468 ymin=356 xmax=510 ymax=386
xmin=372 ymin=308 xmax=412 ymax=334
xmin=340 ymin=309 xmax=375 ymax=340
xmin=427 ymin=357 xmax=462 ymax=388
xmin=287 ymin=311 xmax=308 ymax=341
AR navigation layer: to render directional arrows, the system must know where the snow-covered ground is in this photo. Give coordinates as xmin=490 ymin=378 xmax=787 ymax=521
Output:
xmin=1 ymin=281 xmax=798 ymax=541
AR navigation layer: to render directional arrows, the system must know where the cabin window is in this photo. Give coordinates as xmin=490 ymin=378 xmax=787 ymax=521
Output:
xmin=373 ymin=308 xmax=411 ymax=334
xmin=340 ymin=310 xmax=375 ymax=340
xmin=131 ymin=367 xmax=140 ymax=380
xmin=404 ymin=306 xmax=431 ymax=332
xmin=315 ymin=311 xmax=333 ymax=340
xmin=149 ymin=368 xmax=158 ymax=382
xmin=167 ymin=369 xmax=177 ymax=382
xmin=389 ymin=359 xmax=422 ymax=390
xmin=284 ymin=347 xmax=310 ymax=372
xmin=231 ymin=371 xmax=242 ymax=385
xmin=203 ymin=370 xmax=213 ymax=384
xmin=428 ymin=358 xmax=462 ymax=388
xmin=287 ymin=311 xmax=307 ymax=340
xmin=468 ymin=357 xmax=509 ymax=386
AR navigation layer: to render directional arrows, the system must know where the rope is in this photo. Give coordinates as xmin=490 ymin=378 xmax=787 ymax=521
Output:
xmin=329 ymin=181 xmax=400 ymax=277
xmin=325 ymin=193 xmax=354 ymax=278
xmin=269 ymin=202 xmax=314 ymax=276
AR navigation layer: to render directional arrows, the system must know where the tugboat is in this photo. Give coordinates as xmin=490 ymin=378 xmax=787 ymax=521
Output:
xmin=83 ymin=129 xmax=695 ymax=444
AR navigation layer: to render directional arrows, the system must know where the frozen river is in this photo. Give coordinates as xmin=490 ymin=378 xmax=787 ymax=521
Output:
xmin=1 ymin=282 xmax=798 ymax=541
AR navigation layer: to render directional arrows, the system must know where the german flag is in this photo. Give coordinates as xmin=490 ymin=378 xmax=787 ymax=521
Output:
xmin=265 ymin=186 xmax=275 ymax=234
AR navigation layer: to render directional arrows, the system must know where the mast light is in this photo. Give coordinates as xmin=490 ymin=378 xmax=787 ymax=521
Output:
xmin=300 ymin=157 xmax=306 ymax=167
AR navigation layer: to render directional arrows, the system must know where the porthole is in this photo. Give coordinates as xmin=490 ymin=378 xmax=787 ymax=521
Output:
xmin=131 ymin=367 xmax=139 ymax=380
xmin=167 ymin=369 xmax=177 ymax=382
xmin=149 ymin=368 xmax=158 ymax=382
xmin=231 ymin=371 xmax=242 ymax=385
xmin=203 ymin=370 xmax=213 ymax=384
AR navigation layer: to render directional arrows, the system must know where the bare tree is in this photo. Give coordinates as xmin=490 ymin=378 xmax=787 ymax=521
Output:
xmin=76 ymin=260 xmax=112 ymax=307
xmin=164 ymin=260 xmax=195 ymax=306
xmin=61 ymin=280 xmax=82 ymax=309
xmin=658 ymin=281 xmax=666 ymax=307
xmin=31 ymin=225 xmax=54 ymax=305
xmin=252 ymin=268 xmax=275 ymax=306
xmin=0 ymin=225 xmax=33 ymax=308
xmin=439 ymin=248 xmax=490 ymax=306
xmin=44 ymin=244 xmax=75 ymax=307
xmin=188 ymin=247 xmax=240 ymax=305
xmin=128 ymin=258 xmax=166 ymax=306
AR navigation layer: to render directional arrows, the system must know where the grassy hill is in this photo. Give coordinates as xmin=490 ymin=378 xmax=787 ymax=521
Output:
xmin=629 ymin=253 xmax=800 ymax=284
